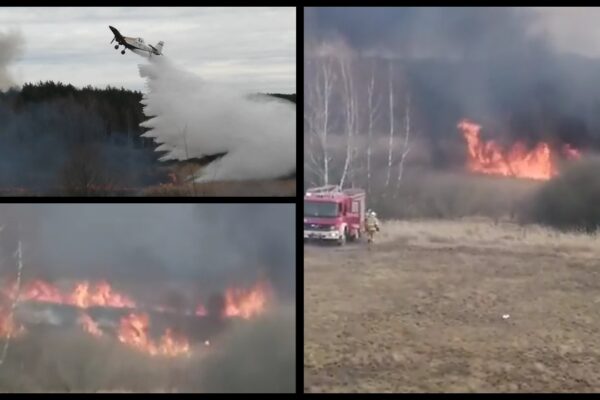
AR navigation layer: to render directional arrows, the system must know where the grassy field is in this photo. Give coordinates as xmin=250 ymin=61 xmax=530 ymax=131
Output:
xmin=304 ymin=218 xmax=600 ymax=392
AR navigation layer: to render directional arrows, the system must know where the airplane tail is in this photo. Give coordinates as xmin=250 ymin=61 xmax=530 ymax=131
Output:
xmin=155 ymin=41 xmax=164 ymax=54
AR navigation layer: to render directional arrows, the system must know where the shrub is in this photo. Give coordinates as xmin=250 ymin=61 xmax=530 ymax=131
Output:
xmin=522 ymin=157 xmax=600 ymax=233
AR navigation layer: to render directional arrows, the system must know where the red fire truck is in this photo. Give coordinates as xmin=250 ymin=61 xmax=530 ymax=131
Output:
xmin=303 ymin=185 xmax=366 ymax=245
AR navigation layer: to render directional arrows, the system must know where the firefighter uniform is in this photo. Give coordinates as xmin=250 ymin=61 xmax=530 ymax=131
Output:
xmin=364 ymin=211 xmax=380 ymax=244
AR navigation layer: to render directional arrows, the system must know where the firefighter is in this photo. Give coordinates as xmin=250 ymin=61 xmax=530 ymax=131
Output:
xmin=364 ymin=210 xmax=380 ymax=244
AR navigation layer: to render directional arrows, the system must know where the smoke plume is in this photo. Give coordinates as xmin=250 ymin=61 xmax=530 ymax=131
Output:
xmin=305 ymin=7 xmax=600 ymax=164
xmin=0 ymin=204 xmax=295 ymax=301
xmin=0 ymin=29 xmax=23 ymax=91
xmin=138 ymin=57 xmax=296 ymax=182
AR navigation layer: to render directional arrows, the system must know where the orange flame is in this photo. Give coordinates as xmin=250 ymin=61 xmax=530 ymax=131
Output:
xmin=69 ymin=281 xmax=136 ymax=309
xmin=10 ymin=280 xmax=135 ymax=309
xmin=1 ymin=278 xmax=271 ymax=356
xmin=15 ymin=280 xmax=63 ymax=303
xmin=118 ymin=312 xmax=190 ymax=357
xmin=457 ymin=119 xmax=580 ymax=180
xmin=0 ymin=306 xmax=25 ymax=338
xmin=223 ymin=281 xmax=271 ymax=319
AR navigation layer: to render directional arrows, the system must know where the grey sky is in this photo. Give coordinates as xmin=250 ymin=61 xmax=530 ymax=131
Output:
xmin=0 ymin=7 xmax=295 ymax=93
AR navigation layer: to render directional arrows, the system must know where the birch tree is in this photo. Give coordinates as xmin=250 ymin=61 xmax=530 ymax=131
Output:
xmin=395 ymin=93 xmax=412 ymax=195
xmin=338 ymin=56 xmax=357 ymax=189
xmin=384 ymin=62 xmax=395 ymax=189
xmin=366 ymin=62 xmax=382 ymax=196
xmin=304 ymin=57 xmax=335 ymax=186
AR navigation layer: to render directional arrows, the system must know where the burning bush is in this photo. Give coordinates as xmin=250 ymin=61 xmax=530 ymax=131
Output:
xmin=522 ymin=157 xmax=600 ymax=232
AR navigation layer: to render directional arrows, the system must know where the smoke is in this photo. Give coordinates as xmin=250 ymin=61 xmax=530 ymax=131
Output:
xmin=138 ymin=57 xmax=296 ymax=182
xmin=0 ymin=204 xmax=295 ymax=300
xmin=0 ymin=29 xmax=24 ymax=91
xmin=0 ymin=98 xmax=162 ymax=193
xmin=306 ymin=7 xmax=541 ymax=59
xmin=305 ymin=7 xmax=600 ymax=165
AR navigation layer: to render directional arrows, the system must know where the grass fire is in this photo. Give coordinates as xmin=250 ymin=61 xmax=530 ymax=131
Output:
xmin=0 ymin=204 xmax=294 ymax=393
xmin=457 ymin=119 xmax=581 ymax=181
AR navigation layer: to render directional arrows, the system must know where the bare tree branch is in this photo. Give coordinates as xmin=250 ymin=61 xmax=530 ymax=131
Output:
xmin=304 ymin=56 xmax=335 ymax=186
xmin=338 ymin=56 xmax=357 ymax=189
xmin=385 ymin=62 xmax=395 ymax=190
xmin=395 ymin=92 xmax=412 ymax=196
xmin=366 ymin=62 xmax=381 ymax=196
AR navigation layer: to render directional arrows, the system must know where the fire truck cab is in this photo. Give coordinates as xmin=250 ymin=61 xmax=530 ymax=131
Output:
xmin=303 ymin=185 xmax=366 ymax=245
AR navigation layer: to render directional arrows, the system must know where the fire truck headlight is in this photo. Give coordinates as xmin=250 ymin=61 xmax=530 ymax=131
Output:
xmin=329 ymin=225 xmax=337 ymax=231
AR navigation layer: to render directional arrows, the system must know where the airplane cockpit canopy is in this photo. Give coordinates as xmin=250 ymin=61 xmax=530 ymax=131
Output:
xmin=137 ymin=38 xmax=144 ymax=43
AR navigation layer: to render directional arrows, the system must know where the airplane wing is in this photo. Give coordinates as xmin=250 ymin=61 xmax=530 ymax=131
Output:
xmin=109 ymin=26 xmax=126 ymax=45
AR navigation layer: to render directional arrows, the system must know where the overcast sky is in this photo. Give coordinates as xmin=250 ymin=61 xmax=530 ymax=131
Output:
xmin=0 ymin=7 xmax=295 ymax=93
xmin=528 ymin=7 xmax=600 ymax=59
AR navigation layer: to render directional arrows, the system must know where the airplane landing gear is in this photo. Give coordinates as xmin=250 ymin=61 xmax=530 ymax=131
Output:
xmin=114 ymin=45 xmax=119 ymax=49
xmin=121 ymin=50 xmax=126 ymax=55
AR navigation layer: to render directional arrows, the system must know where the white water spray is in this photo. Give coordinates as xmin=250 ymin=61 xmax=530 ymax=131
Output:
xmin=138 ymin=57 xmax=295 ymax=182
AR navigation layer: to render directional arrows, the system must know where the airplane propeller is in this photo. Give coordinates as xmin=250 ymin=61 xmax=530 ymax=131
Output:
xmin=111 ymin=37 xmax=115 ymax=44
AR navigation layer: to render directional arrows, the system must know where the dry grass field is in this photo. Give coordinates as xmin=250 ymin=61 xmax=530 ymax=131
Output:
xmin=143 ymin=178 xmax=296 ymax=197
xmin=0 ymin=305 xmax=295 ymax=393
xmin=304 ymin=218 xmax=600 ymax=392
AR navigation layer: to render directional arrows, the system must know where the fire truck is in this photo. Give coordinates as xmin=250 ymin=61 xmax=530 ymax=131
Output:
xmin=303 ymin=185 xmax=366 ymax=245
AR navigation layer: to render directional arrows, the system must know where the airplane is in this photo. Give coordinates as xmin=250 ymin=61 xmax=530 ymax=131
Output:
xmin=109 ymin=26 xmax=164 ymax=57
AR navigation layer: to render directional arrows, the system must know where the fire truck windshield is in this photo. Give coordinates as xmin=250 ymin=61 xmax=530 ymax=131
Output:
xmin=304 ymin=201 xmax=339 ymax=218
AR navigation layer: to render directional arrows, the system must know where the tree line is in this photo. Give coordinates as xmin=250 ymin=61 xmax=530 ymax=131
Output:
xmin=0 ymin=81 xmax=295 ymax=195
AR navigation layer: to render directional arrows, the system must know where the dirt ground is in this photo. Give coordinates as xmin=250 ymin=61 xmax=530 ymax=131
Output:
xmin=304 ymin=218 xmax=600 ymax=393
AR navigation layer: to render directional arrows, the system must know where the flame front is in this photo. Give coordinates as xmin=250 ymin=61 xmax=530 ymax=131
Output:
xmin=14 ymin=280 xmax=63 ymax=304
xmin=13 ymin=280 xmax=136 ymax=309
xmin=118 ymin=312 xmax=190 ymax=357
xmin=223 ymin=281 xmax=271 ymax=319
xmin=457 ymin=119 xmax=582 ymax=180
xmin=69 ymin=281 xmax=136 ymax=309
xmin=0 ymin=306 xmax=25 ymax=338
xmin=1 ymin=278 xmax=271 ymax=356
